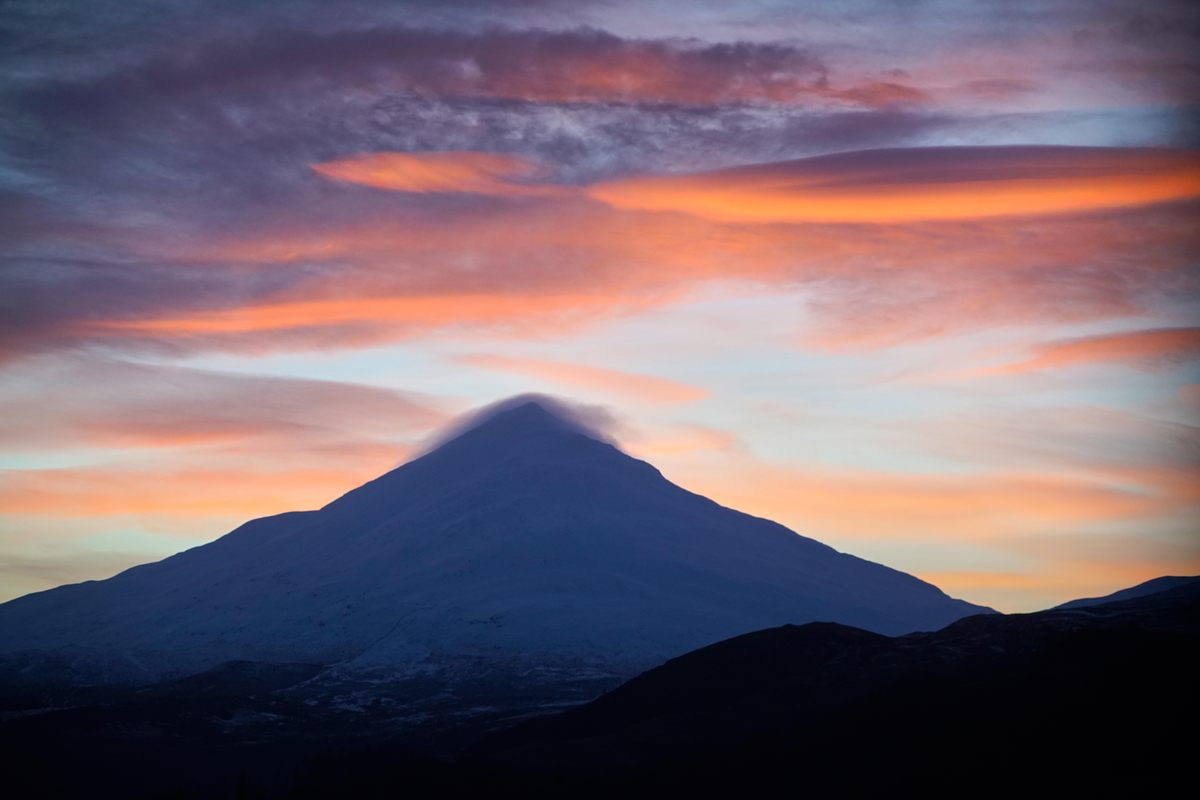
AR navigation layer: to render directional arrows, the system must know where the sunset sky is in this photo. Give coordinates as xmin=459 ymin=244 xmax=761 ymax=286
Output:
xmin=1 ymin=0 xmax=1197 ymax=611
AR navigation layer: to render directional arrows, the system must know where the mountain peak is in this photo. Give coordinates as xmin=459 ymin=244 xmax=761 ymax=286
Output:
xmin=479 ymin=396 xmax=578 ymax=429
xmin=432 ymin=393 xmax=616 ymax=449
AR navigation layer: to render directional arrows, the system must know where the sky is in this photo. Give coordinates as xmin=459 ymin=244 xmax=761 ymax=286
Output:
xmin=0 ymin=0 xmax=1197 ymax=612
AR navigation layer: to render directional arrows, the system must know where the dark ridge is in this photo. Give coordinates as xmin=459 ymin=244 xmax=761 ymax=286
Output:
xmin=1053 ymin=574 xmax=1199 ymax=610
xmin=2 ymin=578 xmax=1194 ymax=797
xmin=467 ymin=580 xmax=1199 ymax=794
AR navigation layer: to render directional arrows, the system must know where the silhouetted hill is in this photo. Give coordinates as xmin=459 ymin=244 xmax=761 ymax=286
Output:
xmin=1053 ymin=574 xmax=1199 ymax=609
xmin=4 ymin=577 xmax=1192 ymax=797
xmin=469 ymin=580 xmax=1198 ymax=795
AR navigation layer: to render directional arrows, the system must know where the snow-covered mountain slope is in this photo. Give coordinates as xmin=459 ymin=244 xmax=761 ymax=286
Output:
xmin=0 ymin=398 xmax=991 ymax=683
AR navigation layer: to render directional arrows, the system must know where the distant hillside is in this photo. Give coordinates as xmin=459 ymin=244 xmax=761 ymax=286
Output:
xmin=1053 ymin=574 xmax=1199 ymax=610
xmin=472 ymin=578 xmax=1199 ymax=795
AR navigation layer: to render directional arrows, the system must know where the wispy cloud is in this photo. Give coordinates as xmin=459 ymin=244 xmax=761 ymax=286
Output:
xmin=0 ymin=465 xmax=371 ymax=517
xmin=457 ymin=354 xmax=709 ymax=404
xmin=974 ymin=327 xmax=1200 ymax=376
xmin=312 ymin=151 xmax=563 ymax=196
xmin=588 ymin=146 xmax=1200 ymax=223
xmin=5 ymin=191 xmax=1188 ymax=360
xmin=0 ymin=356 xmax=447 ymax=451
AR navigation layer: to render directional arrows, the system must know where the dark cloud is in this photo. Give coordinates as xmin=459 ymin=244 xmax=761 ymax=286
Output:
xmin=0 ymin=0 xmax=1196 ymax=365
xmin=0 ymin=254 xmax=317 ymax=361
xmin=16 ymin=25 xmax=838 ymax=122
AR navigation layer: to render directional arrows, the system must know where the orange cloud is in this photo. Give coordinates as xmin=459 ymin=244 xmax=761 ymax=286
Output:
xmin=313 ymin=147 xmax=1200 ymax=224
xmin=625 ymin=425 xmax=743 ymax=458
xmin=84 ymin=292 xmax=656 ymax=338
xmin=79 ymin=198 xmax=1197 ymax=355
xmin=0 ymin=357 xmax=447 ymax=452
xmin=457 ymin=354 xmax=708 ymax=404
xmin=45 ymin=150 xmax=1196 ymax=359
xmin=0 ymin=466 xmax=372 ymax=518
xmin=588 ymin=146 xmax=1200 ymax=223
xmin=1181 ymin=385 xmax=1200 ymax=413
xmin=667 ymin=458 xmax=1192 ymax=541
xmin=980 ymin=327 xmax=1200 ymax=376
xmin=311 ymin=151 xmax=564 ymax=197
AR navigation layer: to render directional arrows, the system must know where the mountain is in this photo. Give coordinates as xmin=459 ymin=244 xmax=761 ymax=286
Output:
xmin=0 ymin=396 xmax=988 ymax=696
xmin=1053 ymin=574 xmax=1199 ymax=609
xmin=470 ymin=580 xmax=1199 ymax=795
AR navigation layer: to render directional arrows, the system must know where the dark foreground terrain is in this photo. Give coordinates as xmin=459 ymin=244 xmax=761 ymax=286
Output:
xmin=5 ymin=579 xmax=1196 ymax=798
